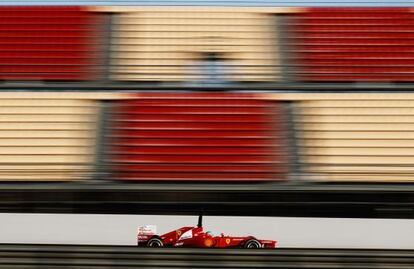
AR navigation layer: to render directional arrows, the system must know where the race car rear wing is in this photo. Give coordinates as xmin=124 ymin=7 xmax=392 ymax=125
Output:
xmin=137 ymin=225 xmax=157 ymax=245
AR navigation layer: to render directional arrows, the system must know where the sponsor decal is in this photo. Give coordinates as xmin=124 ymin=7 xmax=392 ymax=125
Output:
xmin=138 ymin=225 xmax=156 ymax=235
xmin=225 ymin=238 xmax=231 ymax=244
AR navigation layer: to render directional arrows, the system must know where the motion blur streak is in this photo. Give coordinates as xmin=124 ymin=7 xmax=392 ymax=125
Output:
xmin=1 ymin=245 xmax=412 ymax=269
xmin=3 ymin=1 xmax=414 ymax=7
xmin=0 ymin=214 xmax=413 ymax=249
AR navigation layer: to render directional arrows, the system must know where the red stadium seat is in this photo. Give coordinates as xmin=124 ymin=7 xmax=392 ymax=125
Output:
xmin=0 ymin=6 xmax=100 ymax=81
xmin=291 ymin=8 xmax=414 ymax=82
xmin=107 ymin=93 xmax=288 ymax=182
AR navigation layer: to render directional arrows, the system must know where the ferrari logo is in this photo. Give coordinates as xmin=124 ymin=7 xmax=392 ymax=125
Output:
xmin=176 ymin=230 xmax=182 ymax=236
xmin=225 ymin=238 xmax=231 ymax=244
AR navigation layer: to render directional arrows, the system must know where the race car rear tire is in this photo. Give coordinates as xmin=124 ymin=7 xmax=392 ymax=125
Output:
xmin=147 ymin=237 xmax=164 ymax=247
xmin=243 ymin=239 xmax=262 ymax=248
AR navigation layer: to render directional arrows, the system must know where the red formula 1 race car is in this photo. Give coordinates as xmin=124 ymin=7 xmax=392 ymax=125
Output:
xmin=137 ymin=215 xmax=276 ymax=248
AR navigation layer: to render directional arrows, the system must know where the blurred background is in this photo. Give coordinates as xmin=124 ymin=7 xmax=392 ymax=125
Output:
xmin=0 ymin=0 xmax=413 ymax=268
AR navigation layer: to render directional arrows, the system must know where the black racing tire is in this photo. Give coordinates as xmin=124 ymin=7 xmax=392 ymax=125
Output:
xmin=243 ymin=239 xmax=262 ymax=248
xmin=147 ymin=237 xmax=164 ymax=247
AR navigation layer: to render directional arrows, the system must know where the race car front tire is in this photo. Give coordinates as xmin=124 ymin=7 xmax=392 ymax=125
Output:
xmin=243 ymin=239 xmax=262 ymax=248
xmin=147 ymin=237 xmax=164 ymax=247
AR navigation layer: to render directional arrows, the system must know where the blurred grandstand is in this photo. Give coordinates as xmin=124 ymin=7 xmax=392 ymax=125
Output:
xmin=0 ymin=2 xmax=411 ymax=220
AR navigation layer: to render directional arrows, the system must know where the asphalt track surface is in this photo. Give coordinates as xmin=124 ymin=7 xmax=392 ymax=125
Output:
xmin=0 ymin=244 xmax=413 ymax=269
xmin=1 ymin=214 xmax=413 ymax=249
